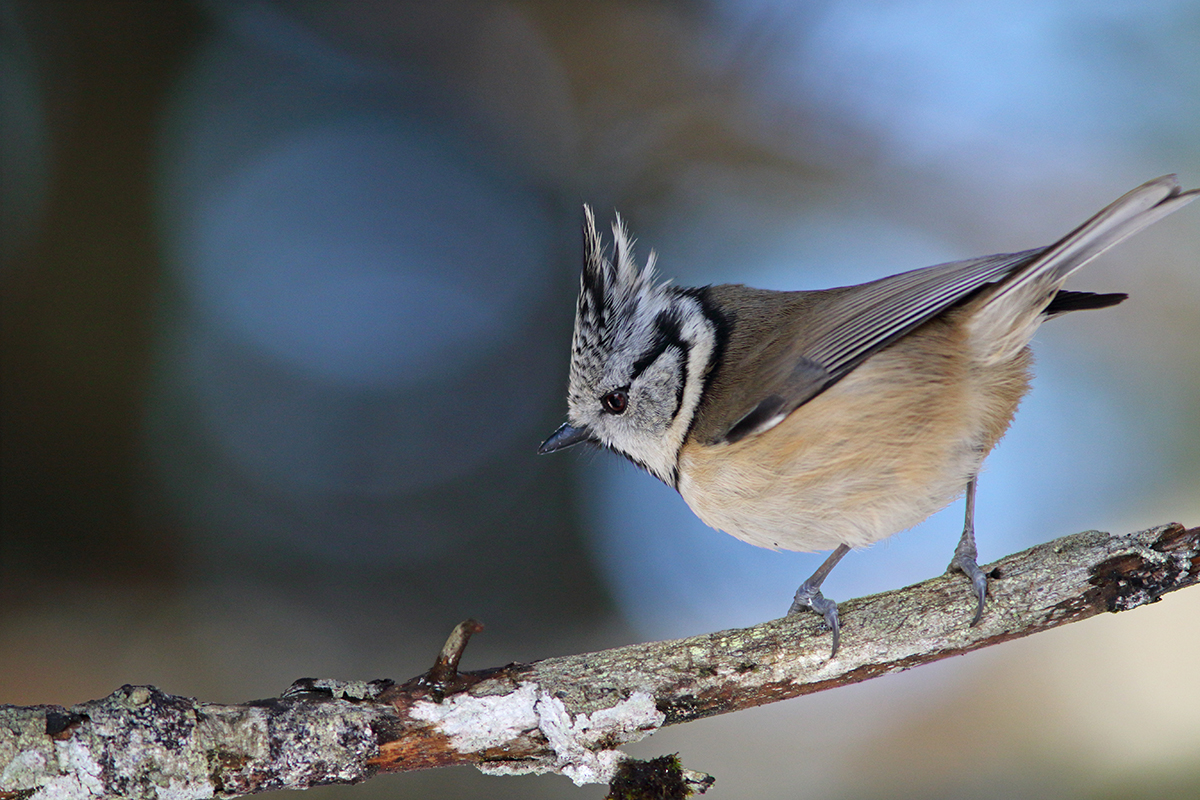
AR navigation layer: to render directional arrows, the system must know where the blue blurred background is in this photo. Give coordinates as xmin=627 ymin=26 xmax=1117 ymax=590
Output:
xmin=2 ymin=2 xmax=1198 ymax=799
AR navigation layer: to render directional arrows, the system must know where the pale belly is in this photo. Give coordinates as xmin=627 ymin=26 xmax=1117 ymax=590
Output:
xmin=677 ymin=325 xmax=1029 ymax=552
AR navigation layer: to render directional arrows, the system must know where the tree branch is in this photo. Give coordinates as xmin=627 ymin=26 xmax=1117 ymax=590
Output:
xmin=2 ymin=523 xmax=1197 ymax=799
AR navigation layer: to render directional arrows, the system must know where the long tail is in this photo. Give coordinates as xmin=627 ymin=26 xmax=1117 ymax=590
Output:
xmin=993 ymin=175 xmax=1196 ymax=302
xmin=968 ymin=175 xmax=1197 ymax=362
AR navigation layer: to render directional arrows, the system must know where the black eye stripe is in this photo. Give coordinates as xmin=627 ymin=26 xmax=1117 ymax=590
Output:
xmin=626 ymin=310 xmax=690 ymax=421
xmin=630 ymin=311 xmax=688 ymax=381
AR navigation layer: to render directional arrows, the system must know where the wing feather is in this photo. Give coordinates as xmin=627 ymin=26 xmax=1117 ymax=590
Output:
xmin=718 ymin=249 xmax=1042 ymax=442
xmin=711 ymin=176 xmax=1197 ymax=444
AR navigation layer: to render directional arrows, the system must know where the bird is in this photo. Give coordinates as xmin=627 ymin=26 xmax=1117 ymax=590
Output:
xmin=538 ymin=175 xmax=1197 ymax=656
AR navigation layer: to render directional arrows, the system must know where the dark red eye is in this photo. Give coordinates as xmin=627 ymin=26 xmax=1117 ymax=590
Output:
xmin=601 ymin=389 xmax=628 ymax=414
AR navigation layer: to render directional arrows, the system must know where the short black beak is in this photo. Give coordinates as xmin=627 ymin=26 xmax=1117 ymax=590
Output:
xmin=538 ymin=423 xmax=597 ymax=455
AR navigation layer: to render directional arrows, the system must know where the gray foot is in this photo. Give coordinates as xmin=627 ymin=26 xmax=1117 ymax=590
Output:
xmin=788 ymin=584 xmax=842 ymax=657
xmin=948 ymin=476 xmax=988 ymax=626
xmin=947 ymin=550 xmax=988 ymax=627
xmin=787 ymin=543 xmax=851 ymax=657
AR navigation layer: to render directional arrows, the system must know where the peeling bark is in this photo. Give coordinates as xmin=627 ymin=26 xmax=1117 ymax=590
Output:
xmin=2 ymin=523 xmax=1197 ymax=799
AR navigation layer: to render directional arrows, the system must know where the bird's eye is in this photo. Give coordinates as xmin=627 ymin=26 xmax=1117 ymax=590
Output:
xmin=601 ymin=389 xmax=628 ymax=415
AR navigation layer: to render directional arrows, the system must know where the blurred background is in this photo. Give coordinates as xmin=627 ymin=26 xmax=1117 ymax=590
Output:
xmin=2 ymin=1 xmax=1198 ymax=798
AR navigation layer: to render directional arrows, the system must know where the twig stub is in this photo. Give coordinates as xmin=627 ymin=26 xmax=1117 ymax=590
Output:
xmin=406 ymin=618 xmax=488 ymax=701
xmin=2 ymin=524 xmax=1196 ymax=799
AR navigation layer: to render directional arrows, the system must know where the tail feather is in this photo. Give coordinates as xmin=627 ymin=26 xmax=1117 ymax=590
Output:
xmin=1044 ymin=289 xmax=1128 ymax=317
xmin=989 ymin=175 xmax=1197 ymax=306
xmin=967 ymin=175 xmax=1196 ymax=363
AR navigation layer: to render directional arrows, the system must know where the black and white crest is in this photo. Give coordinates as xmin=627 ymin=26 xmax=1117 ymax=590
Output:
xmin=563 ymin=207 xmax=719 ymax=485
xmin=570 ymin=207 xmax=674 ymax=388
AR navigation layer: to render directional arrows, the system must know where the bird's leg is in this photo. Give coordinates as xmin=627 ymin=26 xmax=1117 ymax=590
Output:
xmin=947 ymin=475 xmax=988 ymax=625
xmin=788 ymin=543 xmax=851 ymax=657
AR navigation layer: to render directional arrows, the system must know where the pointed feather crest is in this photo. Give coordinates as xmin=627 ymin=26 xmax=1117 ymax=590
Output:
xmin=568 ymin=207 xmax=682 ymax=426
xmin=562 ymin=207 xmax=719 ymax=485
xmin=578 ymin=205 xmax=664 ymax=335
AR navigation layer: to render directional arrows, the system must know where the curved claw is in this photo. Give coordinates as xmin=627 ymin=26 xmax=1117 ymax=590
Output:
xmin=950 ymin=477 xmax=989 ymax=626
xmin=948 ymin=553 xmax=989 ymax=627
xmin=967 ymin=565 xmax=988 ymax=627
xmin=789 ymin=587 xmax=842 ymax=658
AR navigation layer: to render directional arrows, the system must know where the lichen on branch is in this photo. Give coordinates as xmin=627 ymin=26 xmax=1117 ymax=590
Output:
xmin=2 ymin=523 xmax=1196 ymax=800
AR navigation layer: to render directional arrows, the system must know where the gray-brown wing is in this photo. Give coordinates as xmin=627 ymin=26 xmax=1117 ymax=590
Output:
xmin=719 ymin=248 xmax=1044 ymax=444
xmin=715 ymin=175 xmax=1199 ymax=445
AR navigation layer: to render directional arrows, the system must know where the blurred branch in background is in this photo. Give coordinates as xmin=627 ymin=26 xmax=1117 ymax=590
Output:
xmin=2 ymin=523 xmax=1196 ymax=799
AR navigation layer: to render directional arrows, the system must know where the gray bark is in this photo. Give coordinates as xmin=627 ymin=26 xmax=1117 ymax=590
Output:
xmin=2 ymin=523 xmax=1196 ymax=799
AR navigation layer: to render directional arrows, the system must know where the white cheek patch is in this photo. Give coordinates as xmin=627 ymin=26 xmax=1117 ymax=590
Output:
xmin=587 ymin=303 xmax=715 ymax=486
xmin=633 ymin=350 xmax=685 ymax=424
xmin=646 ymin=298 xmax=717 ymax=484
